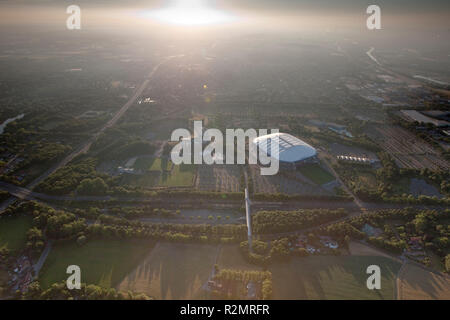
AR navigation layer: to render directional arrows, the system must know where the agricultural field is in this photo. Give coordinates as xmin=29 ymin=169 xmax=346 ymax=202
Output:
xmin=270 ymin=256 xmax=401 ymax=300
xmin=298 ymin=164 xmax=335 ymax=185
xmin=0 ymin=215 xmax=33 ymax=253
xmin=397 ymin=263 xmax=450 ymax=300
xmin=196 ymin=165 xmax=242 ymax=192
xmin=365 ymin=125 xmax=450 ymax=170
xmin=117 ymin=242 xmax=219 ymax=299
xmin=39 ymin=240 xmax=155 ymax=289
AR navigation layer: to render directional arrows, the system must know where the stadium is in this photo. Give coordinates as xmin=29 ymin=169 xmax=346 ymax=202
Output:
xmin=252 ymin=133 xmax=318 ymax=169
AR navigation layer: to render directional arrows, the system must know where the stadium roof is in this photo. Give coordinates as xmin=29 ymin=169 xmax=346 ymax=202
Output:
xmin=252 ymin=133 xmax=317 ymax=163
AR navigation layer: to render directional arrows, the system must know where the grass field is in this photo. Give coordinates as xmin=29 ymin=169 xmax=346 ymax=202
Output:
xmin=298 ymin=164 xmax=335 ymax=185
xmin=117 ymin=242 xmax=219 ymax=299
xmin=0 ymin=215 xmax=33 ymax=253
xmin=398 ymin=263 xmax=450 ymax=300
xmin=134 ymin=157 xmax=173 ymax=172
xmin=39 ymin=240 xmax=155 ymax=289
xmin=158 ymin=164 xmax=195 ymax=187
xmin=126 ymin=161 xmax=195 ymax=188
xmin=270 ymin=256 xmax=401 ymax=300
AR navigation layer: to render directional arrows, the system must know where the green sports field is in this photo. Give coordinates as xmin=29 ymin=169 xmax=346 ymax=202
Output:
xmin=270 ymin=255 xmax=401 ymax=300
xmin=39 ymin=240 xmax=155 ymax=289
xmin=298 ymin=164 xmax=335 ymax=185
xmin=0 ymin=215 xmax=33 ymax=253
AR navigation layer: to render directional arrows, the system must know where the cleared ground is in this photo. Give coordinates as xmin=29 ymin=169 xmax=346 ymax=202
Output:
xmin=39 ymin=240 xmax=155 ymax=289
xmin=0 ymin=215 xmax=33 ymax=253
xmin=398 ymin=263 xmax=450 ymax=300
xmin=270 ymin=256 xmax=401 ymax=300
xmin=117 ymin=242 xmax=219 ymax=299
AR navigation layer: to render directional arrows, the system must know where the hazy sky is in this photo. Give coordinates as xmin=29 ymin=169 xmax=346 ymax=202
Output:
xmin=0 ymin=0 xmax=448 ymax=34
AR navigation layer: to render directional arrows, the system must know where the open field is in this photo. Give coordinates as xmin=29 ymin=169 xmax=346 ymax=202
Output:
xmin=398 ymin=263 xmax=450 ymax=300
xmin=117 ymin=242 xmax=219 ymax=299
xmin=217 ymin=245 xmax=262 ymax=271
xmin=0 ymin=215 xmax=33 ymax=253
xmin=365 ymin=125 xmax=450 ymax=170
xmin=270 ymin=256 xmax=401 ymax=300
xmin=158 ymin=164 xmax=196 ymax=187
xmin=298 ymin=164 xmax=335 ymax=185
xmin=133 ymin=157 xmax=173 ymax=172
xmin=122 ymin=162 xmax=195 ymax=188
xmin=349 ymin=241 xmax=398 ymax=260
xmin=39 ymin=240 xmax=155 ymax=289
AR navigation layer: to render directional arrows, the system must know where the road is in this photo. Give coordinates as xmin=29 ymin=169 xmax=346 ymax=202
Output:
xmin=33 ymin=241 xmax=52 ymax=277
xmin=0 ymin=180 xmax=446 ymax=213
xmin=0 ymin=56 xmax=179 ymax=210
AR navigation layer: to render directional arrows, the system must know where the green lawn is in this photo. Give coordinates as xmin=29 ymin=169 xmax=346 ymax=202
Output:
xmin=298 ymin=164 xmax=335 ymax=185
xmin=0 ymin=215 xmax=33 ymax=253
xmin=39 ymin=240 xmax=155 ymax=289
xmin=270 ymin=256 xmax=401 ymax=300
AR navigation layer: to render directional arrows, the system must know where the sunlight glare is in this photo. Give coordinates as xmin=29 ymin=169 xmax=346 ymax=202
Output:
xmin=142 ymin=0 xmax=236 ymax=26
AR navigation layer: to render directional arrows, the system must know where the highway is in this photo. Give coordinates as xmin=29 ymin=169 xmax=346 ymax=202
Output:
xmin=0 ymin=180 xmax=445 ymax=212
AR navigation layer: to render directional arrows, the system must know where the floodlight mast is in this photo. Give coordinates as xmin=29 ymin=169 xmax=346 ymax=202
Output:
xmin=245 ymin=188 xmax=252 ymax=253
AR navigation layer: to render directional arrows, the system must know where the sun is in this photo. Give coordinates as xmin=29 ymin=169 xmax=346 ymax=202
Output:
xmin=142 ymin=0 xmax=236 ymax=26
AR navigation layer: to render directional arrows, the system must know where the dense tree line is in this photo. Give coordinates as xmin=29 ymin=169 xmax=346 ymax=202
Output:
xmin=322 ymin=208 xmax=450 ymax=262
xmin=253 ymin=193 xmax=353 ymax=202
xmin=17 ymin=201 xmax=248 ymax=245
xmin=35 ymin=158 xmax=108 ymax=195
xmin=252 ymin=209 xmax=348 ymax=234
xmin=213 ymin=268 xmax=273 ymax=300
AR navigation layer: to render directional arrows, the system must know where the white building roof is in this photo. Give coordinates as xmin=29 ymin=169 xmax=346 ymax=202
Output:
xmin=252 ymin=133 xmax=317 ymax=163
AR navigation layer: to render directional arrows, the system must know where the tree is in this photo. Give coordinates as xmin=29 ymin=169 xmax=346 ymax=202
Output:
xmin=77 ymin=235 xmax=87 ymax=246
xmin=77 ymin=177 xmax=108 ymax=195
